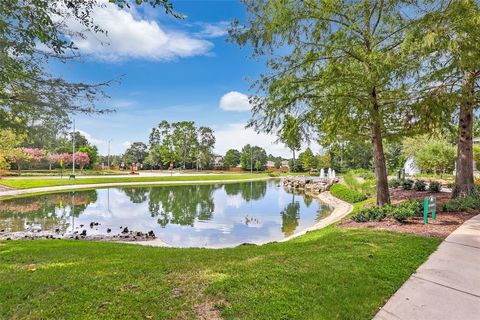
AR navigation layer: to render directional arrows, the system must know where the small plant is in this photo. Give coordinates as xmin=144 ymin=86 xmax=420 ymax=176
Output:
xmin=388 ymin=178 xmax=402 ymax=188
xmin=402 ymin=179 xmax=414 ymax=190
xmin=268 ymin=172 xmax=280 ymax=177
xmin=428 ymin=181 xmax=441 ymax=192
xmin=413 ymin=180 xmax=426 ymax=191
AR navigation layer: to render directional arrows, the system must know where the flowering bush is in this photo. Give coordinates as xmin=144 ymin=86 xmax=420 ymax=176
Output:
xmin=66 ymin=152 xmax=90 ymax=170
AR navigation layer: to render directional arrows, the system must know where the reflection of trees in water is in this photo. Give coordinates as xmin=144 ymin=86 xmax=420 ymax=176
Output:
xmin=121 ymin=188 xmax=149 ymax=204
xmin=315 ymin=204 xmax=332 ymax=222
xmin=0 ymin=190 xmax=98 ymax=231
xmin=280 ymin=194 xmax=300 ymax=237
xmin=224 ymin=181 xmax=267 ymax=202
xmin=304 ymin=195 xmax=313 ymax=207
xmin=148 ymin=184 xmax=219 ymax=227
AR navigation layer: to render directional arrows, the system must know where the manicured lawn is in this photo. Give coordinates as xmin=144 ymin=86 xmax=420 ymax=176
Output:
xmin=0 ymin=226 xmax=441 ymax=319
xmin=0 ymin=174 xmax=270 ymax=190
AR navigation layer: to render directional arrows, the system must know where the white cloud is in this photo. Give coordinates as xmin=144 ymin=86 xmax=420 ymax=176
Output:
xmin=213 ymin=123 xmax=321 ymax=158
xmin=122 ymin=141 xmax=132 ymax=149
xmin=61 ymin=1 xmax=213 ymax=61
xmin=196 ymin=21 xmax=229 ymax=38
xmin=77 ymin=130 xmax=106 ymax=146
xmin=219 ymin=91 xmax=252 ymax=112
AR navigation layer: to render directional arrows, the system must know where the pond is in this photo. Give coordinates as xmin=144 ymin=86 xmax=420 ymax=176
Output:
xmin=0 ymin=180 xmax=333 ymax=248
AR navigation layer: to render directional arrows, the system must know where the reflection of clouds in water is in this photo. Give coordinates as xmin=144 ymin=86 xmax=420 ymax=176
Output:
xmin=4 ymin=183 xmax=333 ymax=248
xmin=226 ymin=194 xmax=243 ymax=209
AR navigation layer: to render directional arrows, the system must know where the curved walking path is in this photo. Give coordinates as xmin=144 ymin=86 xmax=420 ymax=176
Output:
xmin=0 ymin=177 xmax=271 ymax=199
xmin=375 ymin=214 xmax=480 ymax=320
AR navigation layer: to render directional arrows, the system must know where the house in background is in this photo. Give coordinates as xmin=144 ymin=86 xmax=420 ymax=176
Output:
xmin=213 ymin=154 xmax=224 ymax=168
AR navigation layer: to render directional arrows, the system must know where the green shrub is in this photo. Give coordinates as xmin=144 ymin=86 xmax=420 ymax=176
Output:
xmin=388 ymin=178 xmax=402 ymax=188
xmin=402 ymin=179 xmax=414 ymax=190
xmin=351 ymin=198 xmax=423 ymax=223
xmin=396 ymin=199 xmax=423 ymax=217
xmin=330 ymin=184 xmax=367 ymax=203
xmin=442 ymin=194 xmax=480 ymax=212
xmin=428 ymin=181 xmax=441 ymax=192
xmin=351 ymin=206 xmax=389 ymax=222
xmin=413 ymin=180 xmax=426 ymax=191
xmin=390 ymin=207 xmax=413 ymax=222
xmin=268 ymin=172 xmax=281 ymax=177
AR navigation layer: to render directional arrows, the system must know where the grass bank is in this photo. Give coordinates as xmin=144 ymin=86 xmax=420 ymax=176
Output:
xmin=0 ymin=173 xmax=270 ymax=190
xmin=0 ymin=226 xmax=440 ymax=319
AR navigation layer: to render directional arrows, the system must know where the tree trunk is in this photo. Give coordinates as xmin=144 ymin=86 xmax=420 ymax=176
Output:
xmin=371 ymin=121 xmax=390 ymax=205
xmin=292 ymin=149 xmax=295 ymax=171
xmin=370 ymin=87 xmax=390 ymax=206
xmin=452 ymin=71 xmax=476 ymax=198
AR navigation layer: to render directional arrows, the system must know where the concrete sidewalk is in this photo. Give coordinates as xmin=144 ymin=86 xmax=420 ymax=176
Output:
xmin=375 ymin=214 xmax=480 ymax=320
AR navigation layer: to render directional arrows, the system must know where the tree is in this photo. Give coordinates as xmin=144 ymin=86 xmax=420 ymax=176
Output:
xmin=224 ymin=149 xmax=241 ymax=168
xmin=0 ymin=130 xmax=25 ymax=172
xmin=278 ymin=115 xmax=302 ymax=168
xmin=78 ymin=145 xmax=98 ymax=169
xmin=145 ymin=145 xmax=163 ymax=169
xmin=316 ymin=153 xmax=331 ymax=170
xmin=411 ymin=1 xmax=480 ymax=197
xmin=299 ymin=148 xmax=317 ymax=171
xmin=231 ymin=1 xmax=426 ymax=205
xmin=196 ymin=126 xmax=216 ymax=169
xmin=415 ymin=141 xmax=456 ymax=175
xmin=0 ymin=1 xmax=179 ymax=132
xmin=274 ymin=158 xmax=281 ymax=169
xmin=124 ymin=142 xmax=148 ymax=165
xmin=69 ymin=152 xmax=90 ymax=171
xmin=172 ymin=121 xmax=197 ymax=169
xmin=240 ymin=144 xmax=267 ymax=171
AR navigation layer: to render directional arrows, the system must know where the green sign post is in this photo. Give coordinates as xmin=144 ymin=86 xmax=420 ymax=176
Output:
xmin=423 ymin=196 xmax=436 ymax=224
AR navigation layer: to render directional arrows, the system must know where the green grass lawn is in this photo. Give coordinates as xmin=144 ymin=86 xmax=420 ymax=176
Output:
xmin=0 ymin=226 xmax=441 ymax=319
xmin=0 ymin=173 xmax=270 ymax=190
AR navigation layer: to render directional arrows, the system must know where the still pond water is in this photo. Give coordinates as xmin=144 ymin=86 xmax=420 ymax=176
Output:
xmin=0 ymin=181 xmax=333 ymax=248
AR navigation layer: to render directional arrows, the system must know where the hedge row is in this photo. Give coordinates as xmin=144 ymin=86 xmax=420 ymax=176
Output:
xmin=330 ymin=184 xmax=367 ymax=203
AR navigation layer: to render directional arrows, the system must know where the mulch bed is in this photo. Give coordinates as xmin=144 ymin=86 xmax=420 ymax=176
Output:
xmin=340 ymin=188 xmax=478 ymax=239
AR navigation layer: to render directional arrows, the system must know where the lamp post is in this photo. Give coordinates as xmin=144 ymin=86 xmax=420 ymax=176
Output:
xmin=107 ymin=139 xmax=112 ymax=169
xmin=72 ymin=120 xmax=75 ymax=177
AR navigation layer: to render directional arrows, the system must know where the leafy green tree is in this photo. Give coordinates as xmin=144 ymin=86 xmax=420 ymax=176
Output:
xmin=123 ymin=142 xmax=148 ymax=165
xmin=240 ymin=144 xmax=267 ymax=171
xmin=224 ymin=149 xmax=241 ymax=168
xmin=410 ymin=1 xmax=480 ymax=197
xmin=415 ymin=141 xmax=456 ymax=175
xmin=316 ymin=153 xmax=330 ymax=170
xmin=274 ymin=158 xmax=281 ymax=169
xmin=196 ymin=126 xmax=216 ymax=169
xmin=172 ymin=121 xmax=197 ymax=169
xmin=278 ymin=115 xmax=302 ymax=168
xmin=231 ymin=0 xmax=427 ymax=205
xmin=0 ymin=130 xmax=25 ymax=172
xmin=299 ymin=148 xmax=317 ymax=171
xmin=145 ymin=145 xmax=163 ymax=169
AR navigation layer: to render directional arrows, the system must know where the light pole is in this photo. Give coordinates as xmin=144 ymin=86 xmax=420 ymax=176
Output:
xmin=72 ymin=120 xmax=75 ymax=177
xmin=107 ymin=139 xmax=112 ymax=169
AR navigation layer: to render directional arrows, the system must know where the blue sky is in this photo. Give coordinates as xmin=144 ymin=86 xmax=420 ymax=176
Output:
xmin=50 ymin=0 xmax=319 ymax=158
